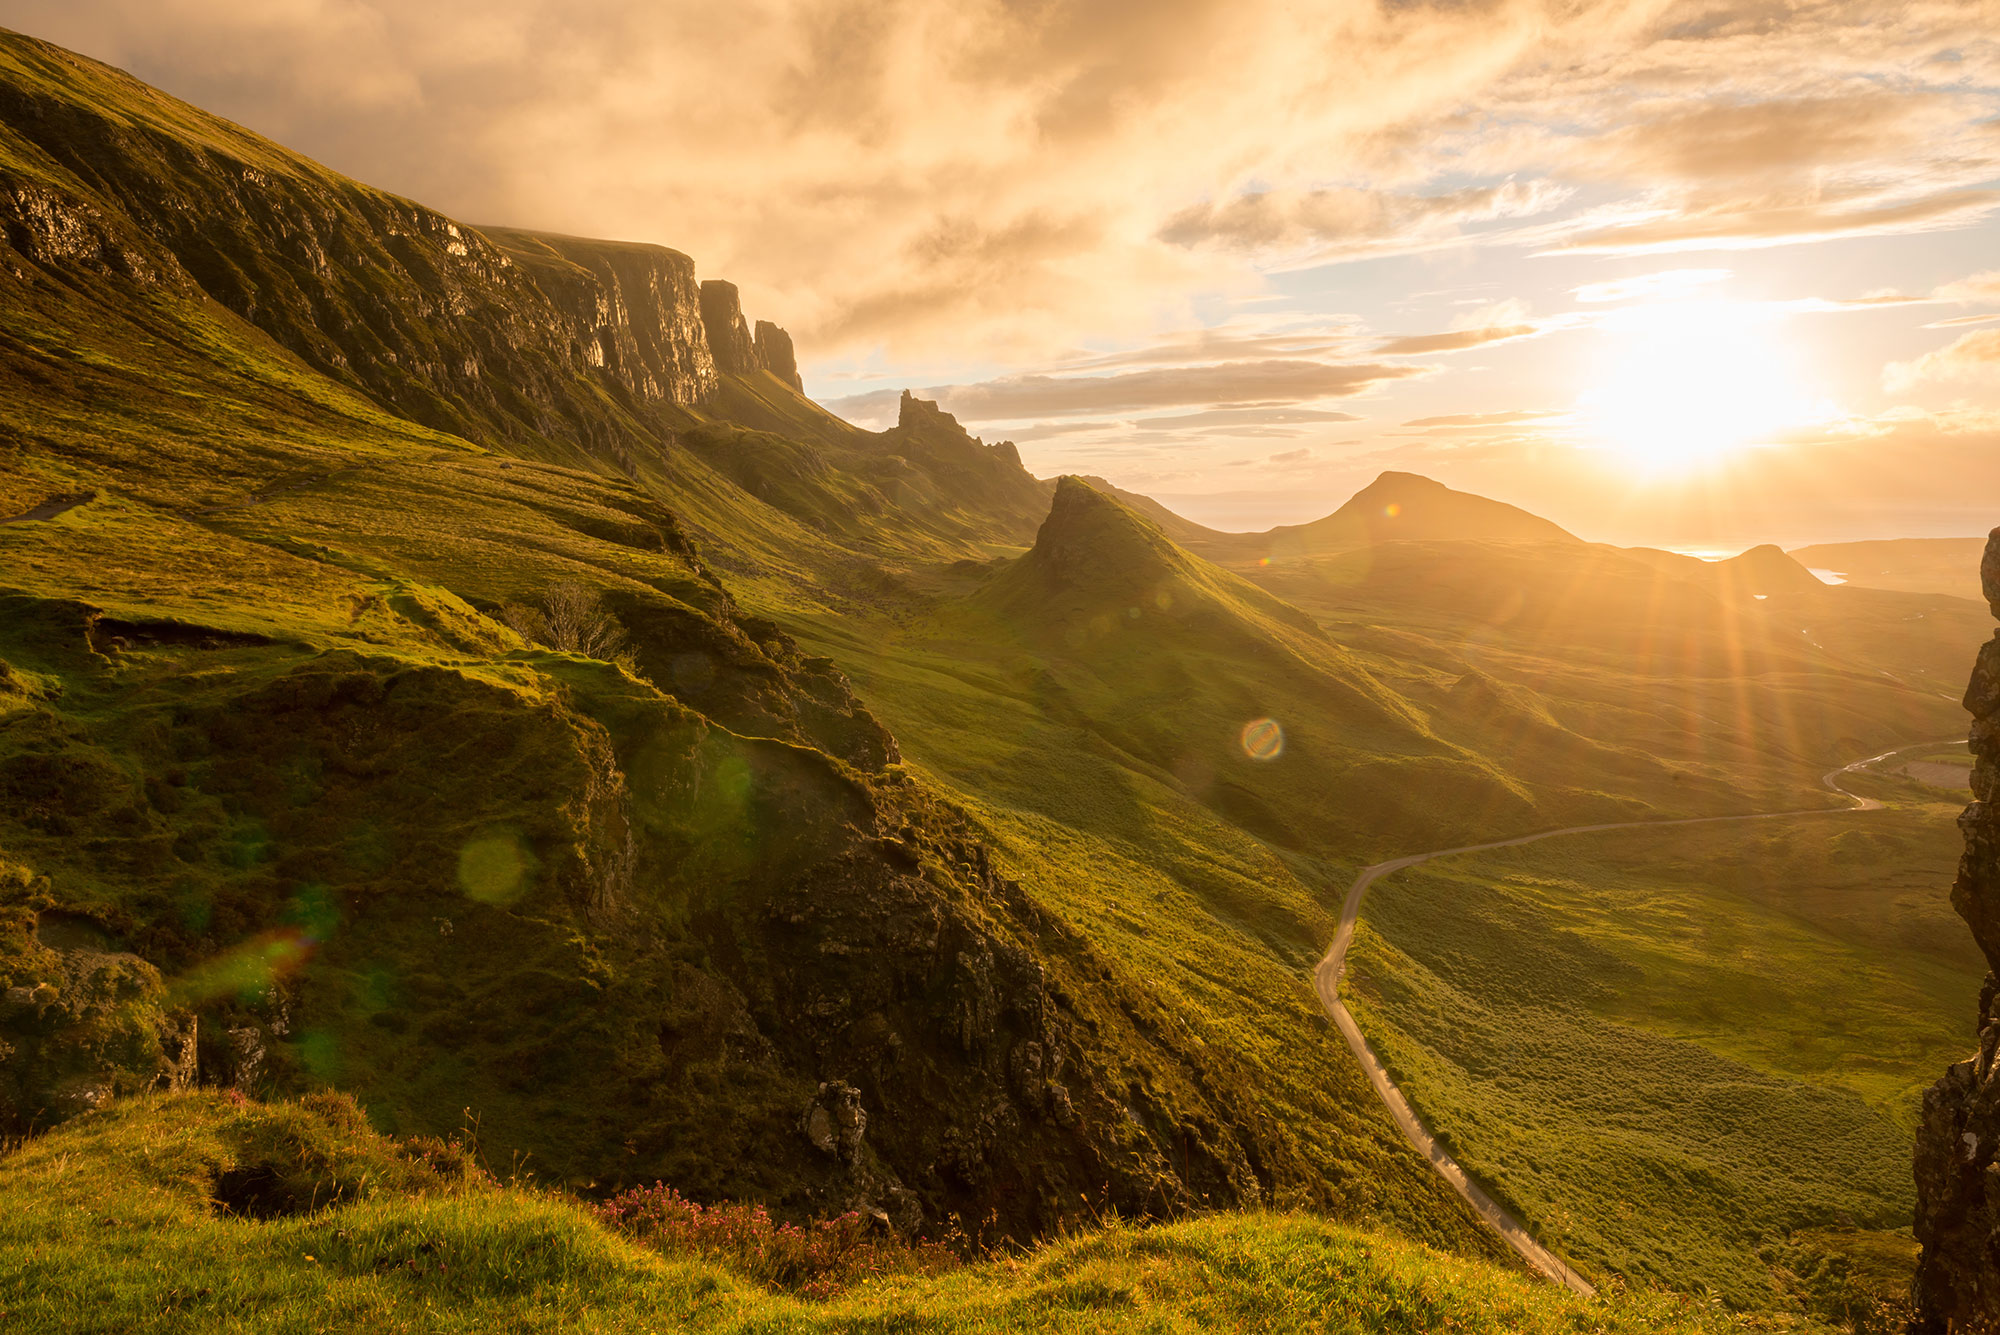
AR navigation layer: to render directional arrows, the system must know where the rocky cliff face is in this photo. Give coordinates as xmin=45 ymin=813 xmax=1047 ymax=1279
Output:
xmin=484 ymin=229 xmax=717 ymax=407
xmin=754 ymin=319 xmax=803 ymax=391
xmin=699 ymin=279 xmax=804 ymax=389
xmin=700 ymin=279 xmax=760 ymax=374
xmin=1913 ymin=525 xmax=2000 ymax=1332
xmin=0 ymin=33 xmax=820 ymax=467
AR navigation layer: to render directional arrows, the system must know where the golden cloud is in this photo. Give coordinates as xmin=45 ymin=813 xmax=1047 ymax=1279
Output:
xmin=1885 ymin=328 xmax=2000 ymax=392
xmin=8 ymin=0 xmax=1997 ymax=365
xmin=824 ymin=358 xmax=1428 ymax=423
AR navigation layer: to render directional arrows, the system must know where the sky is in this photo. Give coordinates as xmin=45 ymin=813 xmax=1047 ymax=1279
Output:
xmin=5 ymin=0 xmax=2000 ymax=546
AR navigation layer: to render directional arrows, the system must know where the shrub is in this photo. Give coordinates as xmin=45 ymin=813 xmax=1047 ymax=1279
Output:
xmin=591 ymin=1183 xmax=957 ymax=1298
xmin=502 ymin=580 xmax=633 ymax=666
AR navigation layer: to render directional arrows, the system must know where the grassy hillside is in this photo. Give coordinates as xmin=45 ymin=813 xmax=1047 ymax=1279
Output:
xmin=1344 ymin=760 xmax=1981 ymax=1308
xmin=0 ymin=21 xmax=1989 ymax=1328
xmin=0 ymin=1091 xmax=1819 ymax=1335
xmin=0 ymin=210 xmax=1443 ymax=1246
xmin=1239 ymin=538 xmax=1968 ymax=811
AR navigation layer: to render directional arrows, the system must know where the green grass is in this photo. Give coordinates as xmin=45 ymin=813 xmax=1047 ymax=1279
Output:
xmin=0 ymin=25 xmax=1991 ymax=1325
xmin=0 ymin=1092 xmax=1820 ymax=1335
xmin=1344 ymin=781 xmax=1980 ymax=1308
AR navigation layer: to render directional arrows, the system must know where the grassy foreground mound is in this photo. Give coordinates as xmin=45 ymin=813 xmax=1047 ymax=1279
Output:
xmin=0 ymin=1091 xmax=1796 ymax=1335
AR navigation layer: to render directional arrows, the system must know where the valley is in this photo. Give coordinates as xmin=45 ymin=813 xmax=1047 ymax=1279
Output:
xmin=0 ymin=23 xmax=1992 ymax=1334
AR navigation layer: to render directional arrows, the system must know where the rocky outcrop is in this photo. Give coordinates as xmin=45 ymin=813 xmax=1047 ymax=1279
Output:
xmin=485 ymin=229 xmax=716 ymax=407
xmin=1913 ymin=525 xmax=2000 ymax=1333
xmin=701 ymin=281 xmax=804 ymax=389
xmin=0 ymin=903 xmax=197 ymax=1129
xmin=898 ymin=389 xmax=959 ymax=434
xmin=754 ymin=319 xmax=803 ymax=391
xmin=853 ymin=392 xmax=1052 ymax=545
xmin=700 ymin=279 xmax=760 ymax=375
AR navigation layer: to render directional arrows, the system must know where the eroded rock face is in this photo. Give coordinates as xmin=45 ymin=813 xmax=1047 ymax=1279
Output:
xmin=700 ymin=279 xmax=759 ymax=375
xmin=0 ymin=906 xmax=196 ymax=1130
xmin=1914 ymin=525 xmax=2000 ymax=1332
xmin=700 ymin=281 xmax=805 ymax=389
xmin=754 ymin=320 xmax=802 ymax=391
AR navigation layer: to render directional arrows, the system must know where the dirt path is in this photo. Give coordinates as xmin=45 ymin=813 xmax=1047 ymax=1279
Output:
xmin=1311 ymin=742 xmax=1946 ymax=1296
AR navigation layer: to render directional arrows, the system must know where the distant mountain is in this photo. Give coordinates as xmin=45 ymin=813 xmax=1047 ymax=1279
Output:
xmin=1089 ymin=470 xmax=1582 ymax=563
xmin=1275 ymin=471 xmax=1583 ymax=552
xmin=963 ymin=479 xmax=1536 ymax=848
xmin=1789 ymin=536 xmax=1991 ymax=602
xmin=1211 ymin=471 xmax=1582 ymax=564
xmin=1621 ymin=544 xmax=1828 ymax=599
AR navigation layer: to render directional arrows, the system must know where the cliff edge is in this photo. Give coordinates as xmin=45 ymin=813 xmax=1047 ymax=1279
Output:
xmin=1913 ymin=525 xmax=2000 ymax=1331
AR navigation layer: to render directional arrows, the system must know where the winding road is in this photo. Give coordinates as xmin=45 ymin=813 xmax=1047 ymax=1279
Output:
xmin=1311 ymin=742 xmax=1949 ymax=1296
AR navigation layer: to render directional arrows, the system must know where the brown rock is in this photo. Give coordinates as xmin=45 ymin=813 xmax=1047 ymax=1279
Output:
xmin=754 ymin=319 xmax=803 ymax=391
xmin=699 ymin=279 xmax=758 ymax=375
xmin=1984 ymin=526 xmax=2000 ymax=621
xmin=1912 ymin=532 xmax=2000 ymax=1332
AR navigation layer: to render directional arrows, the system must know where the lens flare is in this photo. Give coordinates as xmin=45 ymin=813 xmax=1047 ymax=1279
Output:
xmin=457 ymin=829 xmax=533 ymax=904
xmin=1240 ymin=717 xmax=1284 ymax=761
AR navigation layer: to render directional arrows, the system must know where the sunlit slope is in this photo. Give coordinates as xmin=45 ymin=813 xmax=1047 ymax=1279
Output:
xmin=960 ymin=477 xmax=1542 ymax=851
xmin=1346 ymin=763 xmax=1980 ymax=1308
xmin=0 ymin=236 xmax=1401 ymax=1245
xmin=0 ymin=30 xmax=706 ymax=464
xmin=1243 ymin=538 xmax=1965 ymax=806
xmin=0 ymin=1093 xmax=1770 ymax=1335
xmin=0 ymin=28 xmax=1055 ymax=604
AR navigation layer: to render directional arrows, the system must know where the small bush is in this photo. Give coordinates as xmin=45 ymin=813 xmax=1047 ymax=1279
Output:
xmin=591 ymin=1183 xmax=957 ymax=1298
xmin=502 ymin=580 xmax=634 ymax=667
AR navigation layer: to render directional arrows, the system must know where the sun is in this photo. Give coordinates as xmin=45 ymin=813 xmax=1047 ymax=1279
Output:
xmin=1577 ymin=301 xmax=1814 ymax=473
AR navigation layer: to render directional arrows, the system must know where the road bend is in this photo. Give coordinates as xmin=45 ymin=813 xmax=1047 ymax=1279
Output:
xmin=1311 ymin=741 xmax=1954 ymax=1296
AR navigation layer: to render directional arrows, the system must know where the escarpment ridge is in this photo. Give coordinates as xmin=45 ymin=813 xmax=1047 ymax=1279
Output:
xmin=0 ymin=28 xmax=800 ymax=464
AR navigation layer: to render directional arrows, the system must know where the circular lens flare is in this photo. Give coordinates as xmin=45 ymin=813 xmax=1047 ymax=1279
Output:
xmin=1240 ymin=717 xmax=1284 ymax=761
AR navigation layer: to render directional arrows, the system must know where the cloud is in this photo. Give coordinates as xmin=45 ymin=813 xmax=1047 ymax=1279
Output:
xmin=1546 ymin=187 xmax=2000 ymax=255
xmin=1572 ymin=269 xmax=1729 ymax=303
xmin=1137 ymin=406 xmax=1364 ymax=428
xmin=1938 ymin=270 xmax=2000 ymax=305
xmin=1885 ymin=328 xmax=2000 ymax=392
xmin=1159 ymin=179 xmax=1570 ymax=260
xmin=10 ymin=0 xmax=2000 ymax=371
xmin=1403 ymin=409 xmax=1569 ymax=428
xmin=1046 ymin=323 xmax=1366 ymax=372
xmin=1374 ymin=324 xmax=1541 ymax=354
xmin=823 ymin=358 xmax=1427 ymax=423
xmin=1568 ymin=92 xmax=1977 ymax=185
